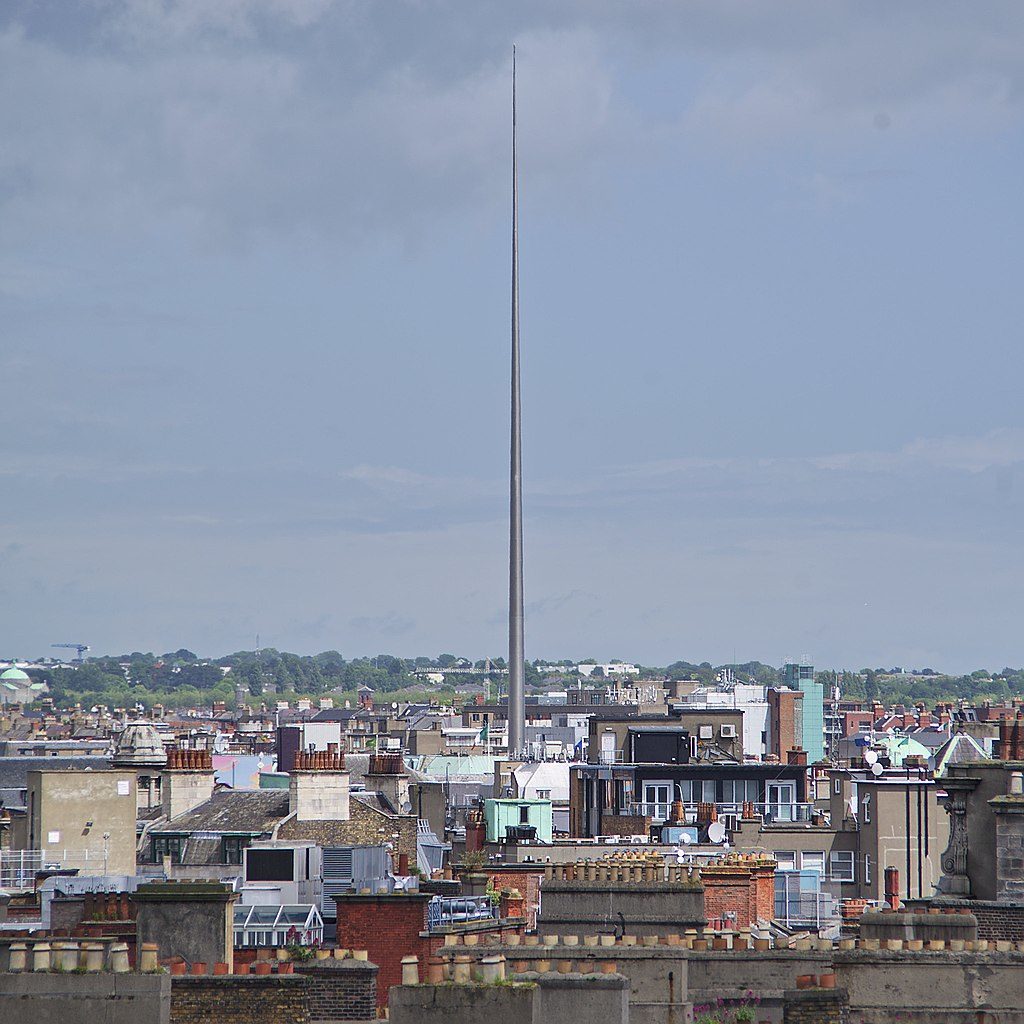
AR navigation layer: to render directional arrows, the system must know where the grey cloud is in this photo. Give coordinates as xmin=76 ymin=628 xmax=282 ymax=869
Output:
xmin=3 ymin=2 xmax=1021 ymax=251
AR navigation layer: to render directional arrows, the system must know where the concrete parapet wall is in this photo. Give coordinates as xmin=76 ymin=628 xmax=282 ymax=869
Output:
xmin=686 ymin=950 xmax=832 ymax=998
xmin=389 ymin=983 xmax=541 ymax=1024
xmin=539 ymin=882 xmax=705 ymax=936
xmin=490 ymin=944 xmax=687 ymax=1005
xmin=835 ymin=949 xmax=1024 ymax=1023
xmin=859 ymin=910 xmax=977 ymax=942
xmin=0 ymin=972 xmax=170 ymax=1024
xmin=390 ymin=975 xmax=629 ymax=1024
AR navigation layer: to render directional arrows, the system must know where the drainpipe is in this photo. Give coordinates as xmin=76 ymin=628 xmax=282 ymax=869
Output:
xmin=884 ymin=866 xmax=900 ymax=910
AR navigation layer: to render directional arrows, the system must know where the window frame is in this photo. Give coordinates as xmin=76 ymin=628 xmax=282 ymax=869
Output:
xmin=829 ymin=851 xmax=855 ymax=882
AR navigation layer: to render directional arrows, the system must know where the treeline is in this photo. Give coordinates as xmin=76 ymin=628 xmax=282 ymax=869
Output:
xmin=34 ymin=648 xmax=1024 ymax=713
xmin=823 ymin=668 xmax=1024 ymax=706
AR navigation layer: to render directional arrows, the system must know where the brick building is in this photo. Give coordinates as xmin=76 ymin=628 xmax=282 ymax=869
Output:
xmin=332 ymin=893 xmax=524 ymax=1012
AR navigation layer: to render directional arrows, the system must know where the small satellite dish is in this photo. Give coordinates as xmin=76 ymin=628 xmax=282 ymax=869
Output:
xmin=679 ymin=833 xmax=693 ymax=845
xmin=708 ymin=821 xmax=727 ymax=844
xmin=401 ymin=801 xmax=413 ymax=814
xmin=392 ymin=702 xmax=399 ymax=710
xmin=864 ymin=749 xmax=878 ymax=765
xmin=871 ymin=761 xmax=884 ymax=776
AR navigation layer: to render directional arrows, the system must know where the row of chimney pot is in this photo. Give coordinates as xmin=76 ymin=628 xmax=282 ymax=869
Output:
xmin=166 ymin=748 xmax=213 ymax=770
xmin=7 ymin=940 xmax=149 ymax=973
xmin=545 ymin=861 xmax=700 ymax=883
xmin=368 ymin=752 xmax=404 ymax=775
xmin=294 ymin=749 xmax=346 ymax=771
xmin=400 ymin=954 xmax=620 ymax=985
xmin=83 ymin=891 xmax=132 ymax=921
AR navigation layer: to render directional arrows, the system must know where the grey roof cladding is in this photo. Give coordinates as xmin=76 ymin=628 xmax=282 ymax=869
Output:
xmin=152 ymin=789 xmax=290 ymax=835
xmin=0 ymin=755 xmax=113 ymax=796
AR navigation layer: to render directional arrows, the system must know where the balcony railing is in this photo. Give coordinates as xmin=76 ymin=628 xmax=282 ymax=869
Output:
xmin=626 ymin=801 xmax=815 ymax=825
xmin=0 ymin=850 xmax=43 ymax=889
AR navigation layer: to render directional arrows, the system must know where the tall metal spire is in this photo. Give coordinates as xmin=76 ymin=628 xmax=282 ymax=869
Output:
xmin=508 ymin=46 xmax=526 ymax=756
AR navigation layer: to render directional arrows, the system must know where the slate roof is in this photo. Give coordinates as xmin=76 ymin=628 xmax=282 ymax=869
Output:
xmin=0 ymin=756 xmax=112 ymax=795
xmin=152 ymin=790 xmax=289 ymax=835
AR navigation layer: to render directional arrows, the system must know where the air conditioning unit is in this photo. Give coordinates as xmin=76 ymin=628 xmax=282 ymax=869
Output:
xmin=720 ymin=724 xmax=737 ymax=738
xmin=699 ymin=725 xmax=714 ymax=740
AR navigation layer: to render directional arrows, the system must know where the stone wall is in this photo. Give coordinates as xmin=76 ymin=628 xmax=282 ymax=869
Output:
xmin=0 ymin=972 xmax=170 ymax=1024
xmin=133 ymin=882 xmax=236 ymax=970
xmin=440 ymin=941 xmax=687 ymax=1024
xmin=293 ymin=959 xmax=378 ymax=1021
xmin=170 ymin=975 xmax=310 ymax=1024
xmin=835 ymin=949 xmax=1024 ymax=1024
xmin=389 ymin=974 xmax=629 ymax=1024
xmin=538 ymin=880 xmax=705 ymax=937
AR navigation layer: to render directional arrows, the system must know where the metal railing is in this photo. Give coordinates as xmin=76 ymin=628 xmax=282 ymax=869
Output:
xmin=0 ymin=848 xmax=129 ymax=888
xmin=627 ymin=801 xmax=815 ymax=824
xmin=774 ymin=871 xmax=840 ymax=928
xmin=426 ymin=895 xmax=497 ymax=931
xmin=0 ymin=850 xmax=43 ymax=889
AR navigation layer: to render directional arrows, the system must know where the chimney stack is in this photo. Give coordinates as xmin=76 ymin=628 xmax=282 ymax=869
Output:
xmin=162 ymin=748 xmax=215 ymax=819
xmin=365 ymin=752 xmax=410 ymax=814
xmin=289 ymin=748 xmax=350 ymax=822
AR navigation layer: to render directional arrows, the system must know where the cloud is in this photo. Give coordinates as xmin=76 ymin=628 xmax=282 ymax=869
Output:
xmin=3 ymin=2 xmax=1021 ymax=250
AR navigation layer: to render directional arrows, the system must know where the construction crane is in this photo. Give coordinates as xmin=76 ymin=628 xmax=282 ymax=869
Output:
xmin=52 ymin=643 xmax=90 ymax=662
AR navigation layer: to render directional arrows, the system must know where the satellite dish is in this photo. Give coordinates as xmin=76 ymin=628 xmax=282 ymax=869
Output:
xmin=708 ymin=821 xmax=727 ymax=844
xmin=401 ymin=801 xmax=413 ymax=814
xmin=864 ymin=749 xmax=878 ymax=765
xmin=871 ymin=762 xmax=884 ymax=776
xmin=679 ymin=833 xmax=693 ymax=845
xmin=392 ymin=702 xmax=399 ymax=710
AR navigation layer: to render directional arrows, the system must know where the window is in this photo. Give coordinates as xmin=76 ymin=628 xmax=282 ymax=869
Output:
xmin=801 ymin=851 xmax=825 ymax=875
xmin=861 ymin=795 xmax=871 ymax=824
xmin=864 ymin=854 xmax=871 ymax=884
xmin=834 ymin=778 xmax=842 ymax=794
xmin=152 ymin=835 xmax=183 ymax=864
xmin=830 ymin=851 xmax=855 ymax=882
xmin=536 ymin=789 xmax=551 ymax=800
xmin=222 ymin=837 xmax=246 ymax=865
xmin=519 ymin=805 xmax=530 ymax=824
xmin=775 ymin=851 xmax=797 ymax=871
xmin=642 ymin=782 xmax=672 ymax=820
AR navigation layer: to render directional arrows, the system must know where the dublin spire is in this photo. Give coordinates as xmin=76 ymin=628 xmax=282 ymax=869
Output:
xmin=507 ymin=46 xmax=526 ymax=756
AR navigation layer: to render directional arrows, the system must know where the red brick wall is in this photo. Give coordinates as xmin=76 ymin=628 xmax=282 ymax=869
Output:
xmin=333 ymin=895 xmax=430 ymax=1012
xmin=485 ymin=869 xmax=542 ymax=929
xmin=702 ymin=868 xmax=754 ymax=929
xmin=752 ymin=865 xmax=776 ymax=924
xmin=701 ymin=859 xmax=777 ymax=930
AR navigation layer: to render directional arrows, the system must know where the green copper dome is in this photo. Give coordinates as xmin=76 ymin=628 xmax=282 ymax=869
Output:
xmin=0 ymin=667 xmax=30 ymax=681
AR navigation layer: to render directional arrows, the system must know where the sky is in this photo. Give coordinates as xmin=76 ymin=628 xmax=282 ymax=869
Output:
xmin=1 ymin=1 xmax=1023 ymax=673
